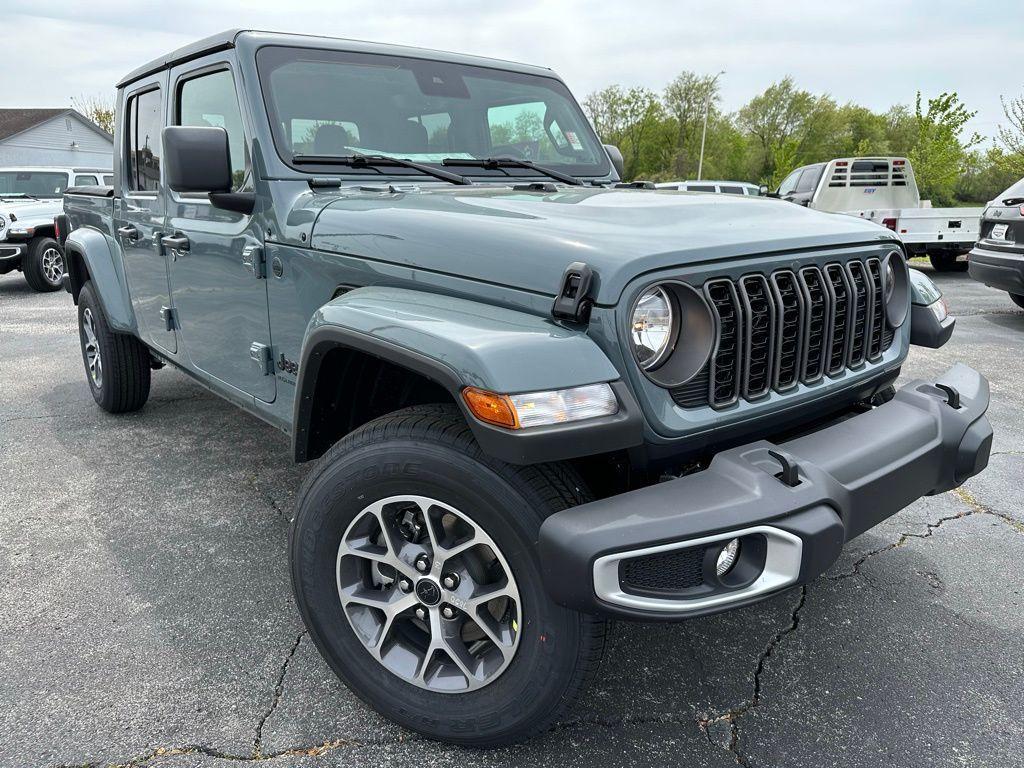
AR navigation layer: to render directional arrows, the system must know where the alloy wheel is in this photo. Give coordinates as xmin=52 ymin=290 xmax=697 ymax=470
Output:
xmin=82 ymin=308 xmax=103 ymax=388
xmin=41 ymin=247 xmax=64 ymax=285
xmin=336 ymin=495 xmax=521 ymax=693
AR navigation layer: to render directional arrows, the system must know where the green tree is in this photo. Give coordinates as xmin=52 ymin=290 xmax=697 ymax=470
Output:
xmin=907 ymin=92 xmax=981 ymax=205
xmin=662 ymin=71 xmax=721 ymax=178
xmin=583 ymin=85 xmax=665 ymax=179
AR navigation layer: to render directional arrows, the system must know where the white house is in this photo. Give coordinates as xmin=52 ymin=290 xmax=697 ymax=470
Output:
xmin=0 ymin=109 xmax=113 ymax=168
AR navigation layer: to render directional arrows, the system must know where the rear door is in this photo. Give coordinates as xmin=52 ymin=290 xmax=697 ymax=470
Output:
xmin=164 ymin=54 xmax=274 ymax=403
xmin=116 ymin=75 xmax=175 ymax=354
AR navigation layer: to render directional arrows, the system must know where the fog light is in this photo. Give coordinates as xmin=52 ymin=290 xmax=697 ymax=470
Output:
xmin=716 ymin=538 xmax=740 ymax=577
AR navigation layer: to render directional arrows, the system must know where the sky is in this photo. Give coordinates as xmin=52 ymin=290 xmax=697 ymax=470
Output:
xmin=2 ymin=0 xmax=1022 ymax=143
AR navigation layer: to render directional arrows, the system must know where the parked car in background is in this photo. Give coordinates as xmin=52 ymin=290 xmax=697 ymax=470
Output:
xmin=655 ymin=179 xmax=765 ymax=196
xmin=61 ymin=29 xmax=991 ymax=747
xmin=774 ymin=157 xmax=982 ymax=272
xmin=0 ymin=166 xmax=112 ymax=291
xmin=969 ymin=177 xmax=1024 ymax=309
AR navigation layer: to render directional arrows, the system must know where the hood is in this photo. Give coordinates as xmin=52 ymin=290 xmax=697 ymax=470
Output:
xmin=310 ymin=186 xmax=899 ymax=304
xmin=0 ymin=198 xmax=60 ymax=222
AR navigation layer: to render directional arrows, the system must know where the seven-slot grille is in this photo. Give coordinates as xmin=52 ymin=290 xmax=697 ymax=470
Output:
xmin=673 ymin=257 xmax=894 ymax=409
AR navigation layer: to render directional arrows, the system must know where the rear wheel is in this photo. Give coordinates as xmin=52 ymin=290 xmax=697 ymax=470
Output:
xmin=23 ymin=237 xmax=64 ymax=292
xmin=77 ymin=281 xmax=152 ymax=412
xmin=290 ymin=405 xmax=606 ymax=746
xmin=1011 ymin=293 xmax=1024 ymax=310
xmin=929 ymin=252 xmax=967 ymax=272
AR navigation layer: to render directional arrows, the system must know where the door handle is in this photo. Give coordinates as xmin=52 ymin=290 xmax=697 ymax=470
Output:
xmin=117 ymin=225 xmax=139 ymax=241
xmin=161 ymin=233 xmax=190 ymax=253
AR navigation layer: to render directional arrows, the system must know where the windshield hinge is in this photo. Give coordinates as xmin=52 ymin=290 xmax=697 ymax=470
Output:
xmin=552 ymin=262 xmax=595 ymax=324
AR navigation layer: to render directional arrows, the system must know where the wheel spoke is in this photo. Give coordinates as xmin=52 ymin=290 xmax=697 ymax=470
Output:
xmin=468 ymin=608 xmax=516 ymax=657
xmin=439 ymin=626 xmax=479 ymax=684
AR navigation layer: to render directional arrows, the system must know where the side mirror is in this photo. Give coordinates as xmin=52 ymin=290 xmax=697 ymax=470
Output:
xmin=765 ymin=190 xmax=781 ymax=199
xmin=163 ymin=126 xmax=232 ymax=193
xmin=758 ymin=185 xmax=769 ymax=196
xmin=604 ymin=144 xmax=625 ymax=180
xmin=908 ymin=269 xmax=955 ymax=348
xmin=162 ymin=126 xmax=254 ymax=214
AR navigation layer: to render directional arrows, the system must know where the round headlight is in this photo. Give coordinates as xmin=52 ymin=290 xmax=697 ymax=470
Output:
xmin=884 ymin=260 xmax=895 ymax=303
xmin=631 ymin=286 xmax=675 ymax=370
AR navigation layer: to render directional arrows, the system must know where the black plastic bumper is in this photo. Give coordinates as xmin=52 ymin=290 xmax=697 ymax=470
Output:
xmin=969 ymin=247 xmax=1024 ymax=295
xmin=0 ymin=242 xmax=26 ymax=273
xmin=539 ymin=364 xmax=992 ymax=620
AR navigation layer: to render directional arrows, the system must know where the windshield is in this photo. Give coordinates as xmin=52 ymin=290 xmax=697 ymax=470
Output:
xmin=0 ymin=171 xmax=69 ymax=198
xmin=257 ymin=46 xmax=609 ymax=179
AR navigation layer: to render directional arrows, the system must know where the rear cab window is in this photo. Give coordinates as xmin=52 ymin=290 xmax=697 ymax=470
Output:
xmin=74 ymin=175 xmax=99 ymax=186
xmin=125 ymin=87 xmax=162 ymax=192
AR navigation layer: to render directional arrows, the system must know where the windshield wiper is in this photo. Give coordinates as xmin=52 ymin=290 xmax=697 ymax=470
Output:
xmin=0 ymin=192 xmax=38 ymax=201
xmin=291 ymin=153 xmax=472 ymax=186
xmin=441 ymin=157 xmax=583 ymax=186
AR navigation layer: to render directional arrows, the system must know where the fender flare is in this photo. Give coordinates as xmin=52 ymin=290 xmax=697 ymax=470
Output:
xmin=64 ymin=228 xmax=136 ymax=333
xmin=292 ymin=287 xmax=643 ymax=464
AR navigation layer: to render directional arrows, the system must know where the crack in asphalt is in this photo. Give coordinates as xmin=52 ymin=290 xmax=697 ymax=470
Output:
xmin=697 ymin=587 xmax=808 ymax=766
xmin=827 ymin=486 xmax=1024 ymax=582
xmin=253 ymin=631 xmax=306 ymax=757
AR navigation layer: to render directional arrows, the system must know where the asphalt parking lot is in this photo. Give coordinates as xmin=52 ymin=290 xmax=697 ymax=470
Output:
xmin=1 ymin=265 xmax=1022 ymax=768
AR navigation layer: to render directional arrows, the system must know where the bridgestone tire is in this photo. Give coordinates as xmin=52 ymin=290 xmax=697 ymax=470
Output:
xmin=290 ymin=404 xmax=607 ymax=747
xmin=23 ymin=237 xmax=64 ymax=291
xmin=77 ymin=281 xmax=151 ymax=413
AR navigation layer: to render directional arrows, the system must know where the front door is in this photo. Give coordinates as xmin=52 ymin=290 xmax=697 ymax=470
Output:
xmin=165 ymin=57 xmax=274 ymax=403
xmin=117 ymin=78 xmax=175 ymax=354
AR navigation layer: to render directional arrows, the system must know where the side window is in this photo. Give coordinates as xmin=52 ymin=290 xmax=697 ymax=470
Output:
xmin=103 ymin=175 xmax=114 ymax=186
xmin=75 ymin=175 xmax=99 ymax=186
xmin=178 ymin=69 xmax=249 ymax=191
xmin=720 ymin=185 xmax=744 ymax=195
xmin=777 ymin=168 xmax=803 ymax=196
xmin=796 ymin=164 xmax=823 ymax=194
xmin=485 ymin=101 xmax=596 ymax=164
xmin=126 ymin=88 xmax=162 ymax=192
xmin=688 ymin=184 xmax=716 ymax=193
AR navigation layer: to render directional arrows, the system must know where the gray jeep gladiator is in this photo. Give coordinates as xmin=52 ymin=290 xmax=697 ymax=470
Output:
xmin=60 ymin=30 xmax=992 ymax=747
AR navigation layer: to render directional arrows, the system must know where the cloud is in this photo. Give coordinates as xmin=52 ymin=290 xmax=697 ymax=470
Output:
xmin=2 ymin=0 xmax=1020 ymax=141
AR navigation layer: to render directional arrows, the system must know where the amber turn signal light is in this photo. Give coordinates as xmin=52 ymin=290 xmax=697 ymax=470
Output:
xmin=462 ymin=387 xmax=520 ymax=429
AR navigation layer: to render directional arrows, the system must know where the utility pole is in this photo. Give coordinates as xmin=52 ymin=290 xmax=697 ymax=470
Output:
xmin=696 ymin=71 xmax=725 ymax=181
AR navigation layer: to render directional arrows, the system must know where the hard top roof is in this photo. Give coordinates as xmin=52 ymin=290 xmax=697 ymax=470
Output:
xmin=117 ymin=29 xmax=555 ymax=89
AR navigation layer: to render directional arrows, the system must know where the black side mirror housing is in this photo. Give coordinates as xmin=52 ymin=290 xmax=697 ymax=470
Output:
xmin=162 ymin=126 xmax=255 ymax=214
xmin=163 ymin=126 xmax=232 ymax=193
xmin=604 ymin=144 xmax=625 ymax=180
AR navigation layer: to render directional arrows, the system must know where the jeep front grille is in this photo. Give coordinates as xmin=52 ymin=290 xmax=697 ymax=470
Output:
xmin=672 ymin=257 xmax=895 ymax=409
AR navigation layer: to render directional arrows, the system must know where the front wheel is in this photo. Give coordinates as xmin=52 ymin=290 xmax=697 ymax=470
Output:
xmin=290 ymin=405 xmax=606 ymax=746
xmin=1011 ymin=293 xmax=1024 ymax=310
xmin=23 ymin=237 xmax=64 ymax=291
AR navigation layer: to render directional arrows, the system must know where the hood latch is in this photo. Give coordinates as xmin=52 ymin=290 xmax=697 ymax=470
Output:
xmin=552 ymin=261 xmax=595 ymax=324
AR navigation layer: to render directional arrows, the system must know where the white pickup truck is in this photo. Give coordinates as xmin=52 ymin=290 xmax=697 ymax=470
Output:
xmin=774 ymin=157 xmax=982 ymax=271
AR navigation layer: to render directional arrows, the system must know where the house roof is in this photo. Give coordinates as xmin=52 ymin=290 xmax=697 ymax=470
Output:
xmin=0 ymin=108 xmax=113 ymax=145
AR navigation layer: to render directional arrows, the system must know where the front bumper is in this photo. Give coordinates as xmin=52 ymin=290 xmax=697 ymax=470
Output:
xmin=0 ymin=242 xmax=26 ymax=273
xmin=539 ymin=364 xmax=992 ymax=620
xmin=969 ymin=246 xmax=1024 ymax=295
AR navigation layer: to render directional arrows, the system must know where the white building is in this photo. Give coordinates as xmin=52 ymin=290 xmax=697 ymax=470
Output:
xmin=0 ymin=109 xmax=113 ymax=168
